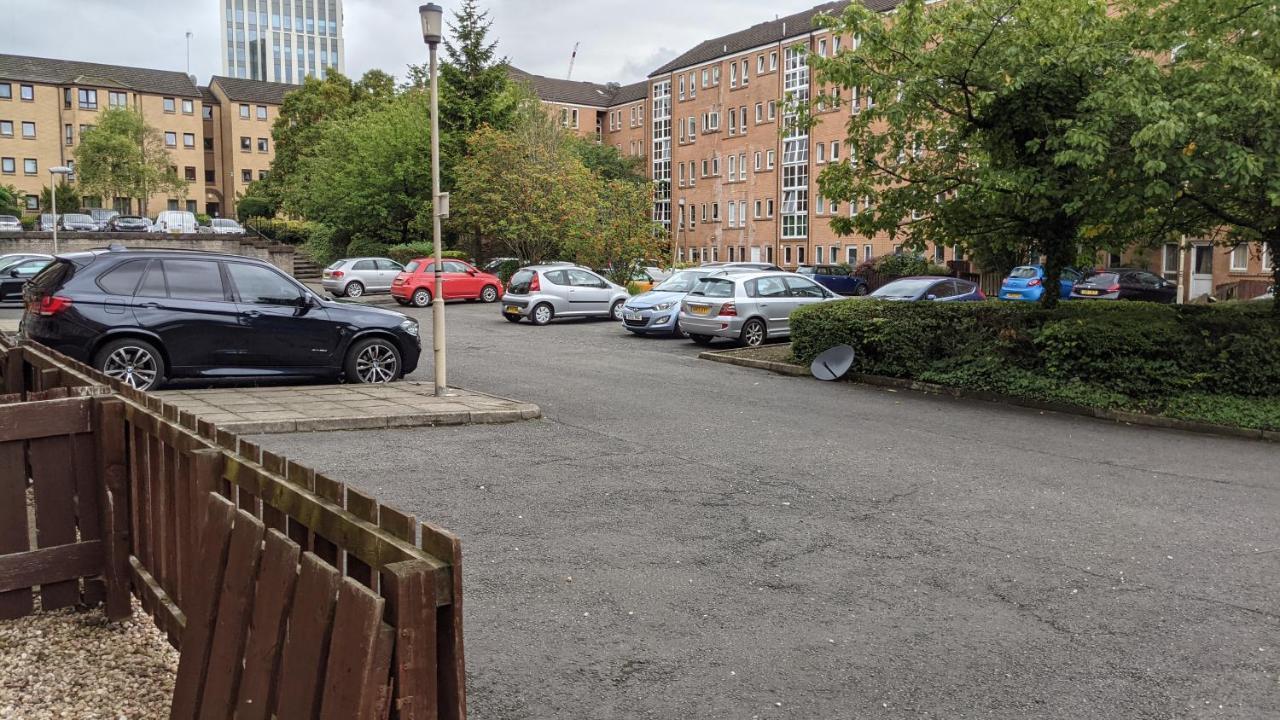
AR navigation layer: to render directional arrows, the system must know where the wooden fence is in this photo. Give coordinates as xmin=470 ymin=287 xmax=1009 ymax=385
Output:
xmin=0 ymin=337 xmax=466 ymax=719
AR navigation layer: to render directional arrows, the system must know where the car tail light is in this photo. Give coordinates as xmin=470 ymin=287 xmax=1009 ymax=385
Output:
xmin=1027 ymin=278 xmax=1042 ymax=287
xmin=976 ymin=288 xmax=986 ymax=300
xmin=719 ymin=302 xmax=737 ymax=317
xmin=529 ymin=273 xmax=541 ymax=292
xmin=330 ymin=270 xmax=344 ymax=279
xmin=37 ymin=295 xmax=73 ymax=316
xmin=1107 ymin=284 xmax=1120 ymax=293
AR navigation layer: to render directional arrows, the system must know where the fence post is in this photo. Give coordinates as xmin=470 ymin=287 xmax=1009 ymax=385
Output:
xmin=186 ymin=448 xmax=225 ymax=603
xmin=94 ymin=396 xmax=131 ymax=621
xmin=384 ymin=561 xmax=439 ymax=720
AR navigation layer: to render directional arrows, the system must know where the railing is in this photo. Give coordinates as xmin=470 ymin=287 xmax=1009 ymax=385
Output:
xmin=0 ymin=336 xmax=466 ymax=719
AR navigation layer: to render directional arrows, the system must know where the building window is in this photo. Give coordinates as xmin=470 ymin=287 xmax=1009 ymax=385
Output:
xmin=784 ymin=246 xmax=792 ymax=265
xmin=831 ymin=141 xmax=841 ymax=161
xmin=766 ymin=150 xmax=775 ymax=169
xmin=728 ymin=154 xmax=737 ymax=181
xmin=204 ymin=137 xmax=214 ymax=151
xmin=240 ymin=136 xmax=251 ymax=151
xmin=847 ymin=246 xmax=858 ymax=264
xmin=257 ymin=105 xmax=268 ymax=120
xmin=819 ymin=39 xmax=828 ymax=57
xmin=0 ymin=121 xmax=11 ymax=137
xmin=21 ymin=121 xmax=35 ymax=138
xmin=259 ymin=170 xmax=268 ymax=180
xmin=78 ymin=89 xmax=98 ymax=109
xmin=182 ymin=98 xmax=194 ymax=114
xmin=257 ymin=137 xmax=269 ymax=152
xmin=23 ymin=158 xmax=36 ymax=175
xmin=187 ymin=199 xmax=197 ymax=213
xmin=1263 ymin=245 xmax=1273 ymax=271
xmin=741 ymin=60 xmax=749 ymax=86
xmin=0 ymin=158 xmax=13 ymax=174
xmin=1162 ymin=243 xmax=1180 ymax=276
xmin=730 ymin=62 xmax=737 ymax=87
xmin=180 ymin=132 xmax=194 ymax=148
xmin=205 ymin=169 xmax=215 ymax=184
xmin=163 ymin=97 xmax=176 ymax=113
xmin=164 ymin=131 xmax=177 ymax=147
xmin=25 ymin=195 xmax=38 ymax=210
xmin=184 ymin=166 xmax=196 ymax=181
xmin=0 ymin=83 xmax=10 ymax=99
xmin=757 ymin=55 xmax=765 ymax=74
xmin=241 ymin=169 xmax=253 ymax=183
xmin=571 ymin=108 xmax=579 ymax=129
xmin=728 ymin=108 xmax=736 ymax=135
xmin=1230 ymin=244 xmax=1249 ymax=272
xmin=109 ymin=91 xmax=128 ymax=108
xmin=766 ymin=198 xmax=775 ymax=217
xmin=770 ymin=52 xmax=778 ymax=71
xmin=19 ymin=84 xmax=33 ymax=101
xmin=767 ymin=101 xmax=776 ymax=121
xmin=816 ymin=143 xmax=826 ymax=164
xmin=240 ymin=104 xmax=250 ymax=119
xmin=202 ymin=105 xmax=213 ymax=119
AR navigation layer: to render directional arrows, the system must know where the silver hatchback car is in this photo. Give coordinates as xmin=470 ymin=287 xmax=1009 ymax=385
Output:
xmin=501 ymin=265 xmax=630 ymax=325
xmin=322 ymin=257 xmax=405 ymax=298
xmin=678 ymin=271 xmax=840 ymax=347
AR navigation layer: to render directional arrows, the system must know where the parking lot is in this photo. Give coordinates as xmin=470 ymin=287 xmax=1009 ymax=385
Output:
xmin=229 ymin=300 xmax=1280 ymax=720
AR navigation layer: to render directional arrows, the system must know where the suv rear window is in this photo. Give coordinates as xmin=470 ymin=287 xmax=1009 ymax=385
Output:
xmin=507 ymin=269 xmax=534 ymax=294
xmin=26 ymin=259 xmax=75 ymax=295
xmin=96 ymin=259 xmax=149 ymax=296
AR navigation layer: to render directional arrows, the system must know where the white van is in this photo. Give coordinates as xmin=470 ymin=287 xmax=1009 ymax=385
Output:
xmin=151 ymin=211 xmax=198 ymax=234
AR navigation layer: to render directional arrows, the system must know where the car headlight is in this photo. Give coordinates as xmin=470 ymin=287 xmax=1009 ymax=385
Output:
xmin=399 ymin=319 xmax=419 ymax=337
xmin=653 ymin=301 xmax=676 ymax=311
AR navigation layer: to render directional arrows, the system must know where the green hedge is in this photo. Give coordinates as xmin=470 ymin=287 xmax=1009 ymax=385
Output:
xmin=244 ymin=217 xmax=321 ymax=245
xmin=385 ymin=242 xmax=469 ymax=265
xmin=790 ymin=300 xmax=1280 ymax=428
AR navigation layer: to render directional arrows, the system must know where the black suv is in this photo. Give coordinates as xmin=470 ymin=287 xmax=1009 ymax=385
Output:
xmin=20 ymin=248 xmax=421 ymax=390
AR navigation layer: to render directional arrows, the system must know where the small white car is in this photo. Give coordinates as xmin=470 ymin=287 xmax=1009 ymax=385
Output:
xmin=151 ymin=211 xmax=198 ymax=234
xmin=209 ymin=218 xmax=245 ymax=235
xmin=0 ymin=215 xmax=21 ymax=232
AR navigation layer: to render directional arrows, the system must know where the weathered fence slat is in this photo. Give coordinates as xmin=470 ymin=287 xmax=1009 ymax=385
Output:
xmin=275 ymin=552 xmax=342 ymax=720
xmin=0 ymin=396 xmax=91 ymax=442
xmin=318 ymin=578 xmax=390 ymax=720
xmin=235 ymin=529 xmax=302 ymax=720
xmin=0 ymin=541 xmax=103 ymax=593
xmin=384 ymin=561 xmax=439 ymax=720
xmin=0 ymin=439 xmax=31 ymax=619
xmin=197 ymin=510 xmax=266 ymax=720
xmin=30 ymin=435 xmax=80 ymax=610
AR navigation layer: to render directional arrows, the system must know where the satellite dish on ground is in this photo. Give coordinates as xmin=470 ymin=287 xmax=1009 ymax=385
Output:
xmin=811 ymin=344 xmax=855 ymax=381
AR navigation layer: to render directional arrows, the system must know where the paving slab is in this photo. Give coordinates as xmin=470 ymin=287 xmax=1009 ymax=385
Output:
xmin=156 ymin=381 xmax=539 ymax=434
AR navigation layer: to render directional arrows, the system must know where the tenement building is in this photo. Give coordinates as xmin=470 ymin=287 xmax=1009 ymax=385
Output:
xmin=0 ymin=53 xmax=290 ymax=218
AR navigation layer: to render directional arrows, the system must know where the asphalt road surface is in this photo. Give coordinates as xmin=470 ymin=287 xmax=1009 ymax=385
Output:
xmin=6 ymin=302 xmax=1278 ymax=718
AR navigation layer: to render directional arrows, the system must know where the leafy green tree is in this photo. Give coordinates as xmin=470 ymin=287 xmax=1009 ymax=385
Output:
xmin=234 ymin=193 xmax=277 ymax=222
xmin=451 ymin=120 xmax=596 ymax=263
xmin=809 ymin=0 xmax=1174 ymax=307
xmin=1080 ymin=0 xmax=1280 ymax=307
xmin=569 ymin=138 xmax=647 ymax=183
xmin=283 ymin=91 xmax=433 ymax=247
xmin=73 ymin=107 xmax=186 ymax=215
xmin=567 ymin=179 xmax=666 ymax=285
xmin=39 ymin=182 xmax=79 ymax=214
xmin=0 ymin=185 xmax=22 ymax=216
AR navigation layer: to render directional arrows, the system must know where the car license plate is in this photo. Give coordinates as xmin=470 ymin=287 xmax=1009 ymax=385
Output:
xmin=1006 ymin=292 xmax=1021 ymax=299
xmin=505 ymin=305 xmax=521 ymax=314
xmin=625 ymin=312 xmax=643 ymax=321
xmin=1078 ymin=289 xmax=1099 ymax=296
xmin=689 ymin=304 xmax=710 ymax=316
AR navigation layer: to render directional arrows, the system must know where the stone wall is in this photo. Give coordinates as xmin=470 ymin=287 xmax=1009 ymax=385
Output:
xmin=0 ymin=232 xmax=296 ymax=275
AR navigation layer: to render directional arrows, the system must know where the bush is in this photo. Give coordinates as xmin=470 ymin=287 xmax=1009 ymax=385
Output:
xmin=245 ymin=218 xmax=319 ymax=245
xmin=385 ymin=243 xmax=471 ymax=265
xmin=493 ymin=259 xmax=522 ymax=284
xmin=869 ymin=254 xmax=951 ymax=278
xmin=345 ymin=236 xmax=390 ymax=258
xmin=20 ymin=216 xmax=36 ymax=230
xmin=791 ymin=300 xmax=1280 ymax=405
xmin=236 ymin=196 xmax=276 ymax=222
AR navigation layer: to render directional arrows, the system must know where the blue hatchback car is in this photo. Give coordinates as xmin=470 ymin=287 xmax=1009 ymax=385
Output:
xmin=622 ymin=269 xmax=714 ymax=336
xmin=998 ymin=265 xmax=1081 ymax=302
xmin=796 ymin=265 xmax=869 ymax=296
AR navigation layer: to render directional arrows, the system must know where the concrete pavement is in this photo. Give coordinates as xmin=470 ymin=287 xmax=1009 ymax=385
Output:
xmin=255 ymin=302 xmax=1280 ymax=720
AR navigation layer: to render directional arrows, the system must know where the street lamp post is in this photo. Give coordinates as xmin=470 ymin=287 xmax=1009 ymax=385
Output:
xmin=49 ymin=166 xmax=72 ymax=254
xmin=420 ymin=3 xmax=449 ymax=397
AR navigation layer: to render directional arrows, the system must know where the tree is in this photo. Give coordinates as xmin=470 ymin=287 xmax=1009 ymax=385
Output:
xmin=1082 ymin=0 xmax=1280 ymax=307
xmin=0 ymin=185 xmax=22 ymax=216
xmin=39 ymin=182 xmax=79 ymax=214
xmin=451 ymin=120 xmax=597 ymax=263
xmin=73 ymin=107 xmax=186 ymax=215
xmin=809 ymin=0 xmax=1173 ymax=307
xmin=568 ymin=179 xmax=667 ymax=286
xmin=569 ymin=138 xmax=647 ymax=183
xmin=283 ymin=91 xmax=433 ymax=247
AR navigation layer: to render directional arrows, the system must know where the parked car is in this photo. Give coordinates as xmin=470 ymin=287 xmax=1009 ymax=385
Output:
xmin=0 ymin=215 xmax=22 ymax=232
xmin=700 ymin=261 xmax=784 ymax=271
xmin=0 ymin=255 xmax=53 ymax=303
xmin=322 ymin=257 xmax=404 ymax=298
xmin=1070 ymin=269 xmax=1176 ymax=303
xmin=209 ymin=218 xmax=245 ymax=235
xmin=391 ymin=258 xmax=504 ymax=307
xmin=796 ymin=264 xmax=869 ymax=296
xmin=869 ymin=276 xmax=986 ymax=302
xmin=38 ymin=214 xmax=60 ymax=231
xmin=19 ymin=248 xmax=420 ymax=390
xmin=622 ymin=269 xmax=715 ymax=336
xmin=106 ymin=215 xmax=153 ymax=232
xmin=998 ymin=265 xmax=1081 ymax=302
xmin=60 ymin=213 xmax=97 ymax=231
xmin=0 ymin=252 xmax=52 ymax=269
xmin=628 ymin=266 xmax=672 ymax=293
xmin=151 ymin=210 xmax=198 ymax=234
xmin=86 ymin=208 xmax=119 ymax=231
xmin=678 ymin=271 xmax=840 ymax=347
xmin=501 ymin=265 xmax=629 ymax=325
xmin=481 ymin=256 xmax=520 ymax=273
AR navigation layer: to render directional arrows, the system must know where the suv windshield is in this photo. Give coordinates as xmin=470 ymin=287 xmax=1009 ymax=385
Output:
xmin=654 ymin=271 xmax=708 ymax=293
xmin=689 ymin=278 xmax=735 ymax=298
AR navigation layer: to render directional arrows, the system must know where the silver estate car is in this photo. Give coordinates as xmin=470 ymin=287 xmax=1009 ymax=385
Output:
xmin=501 ymin=265 xmax=630 ymax=325
xmin=678 ymin=271 xmax=840 ymax=347
xmin=322 ymin=257 xmax=405 ymax=298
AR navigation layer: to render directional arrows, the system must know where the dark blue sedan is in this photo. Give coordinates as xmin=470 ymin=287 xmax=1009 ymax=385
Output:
xmin=869 ymin=276 xmax=985 ymax=302
xmin=796 ymin=265 xmax=869 ymax=296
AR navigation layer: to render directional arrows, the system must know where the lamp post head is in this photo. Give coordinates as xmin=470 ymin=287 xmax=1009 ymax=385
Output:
xmin=419 ymin=4 xmax=444 ymax=46
xmin=50 ymin=166 xmax=72 ymax=174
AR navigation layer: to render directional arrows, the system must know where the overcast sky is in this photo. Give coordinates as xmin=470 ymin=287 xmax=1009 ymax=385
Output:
xmin=0 ymin=0 xmax=823 ymax=86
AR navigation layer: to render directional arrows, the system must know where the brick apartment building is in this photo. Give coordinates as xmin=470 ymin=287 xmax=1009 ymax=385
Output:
xmin=0 ymin=53 xmax=290 ymax=220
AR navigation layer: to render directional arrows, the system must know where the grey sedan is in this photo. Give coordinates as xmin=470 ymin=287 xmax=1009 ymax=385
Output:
xmin=678 ymin=271 xmax=840 ymax=347
xmin=501 ymin=265 xmax=630 ymax=325
xmin=0 ymin=215 xmax=21 ymax=232
xmin=322 ymin=257 xmax=404 ymax=298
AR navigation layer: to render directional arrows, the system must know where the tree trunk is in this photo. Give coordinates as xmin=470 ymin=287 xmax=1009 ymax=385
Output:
xmin=1267 ymin=237 xmax=1280 ymax=317
xmin=1038 ymin=233 xmax=1074 ymax=310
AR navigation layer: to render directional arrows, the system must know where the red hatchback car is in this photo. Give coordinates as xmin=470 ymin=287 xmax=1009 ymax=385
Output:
xmin=391 ymin=258 xmax=504 ymax=307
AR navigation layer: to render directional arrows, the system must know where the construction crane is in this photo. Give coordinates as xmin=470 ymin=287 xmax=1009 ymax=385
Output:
xmin=566 ymin=42 xmax=580 ymax=80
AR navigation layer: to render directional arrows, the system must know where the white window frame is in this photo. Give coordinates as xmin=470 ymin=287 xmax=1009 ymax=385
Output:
xmin=1230 ymin=244 xmax=1249 ymax=271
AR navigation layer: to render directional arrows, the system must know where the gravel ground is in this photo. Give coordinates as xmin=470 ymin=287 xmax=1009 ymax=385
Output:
xmin=0 ymin=598 xmax=176 ymax=719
